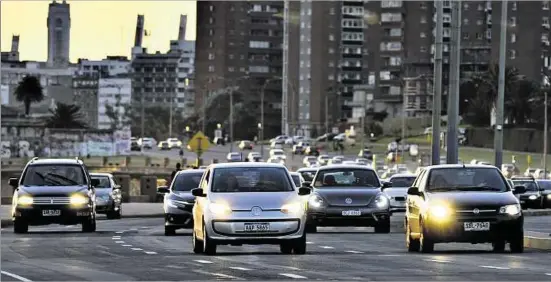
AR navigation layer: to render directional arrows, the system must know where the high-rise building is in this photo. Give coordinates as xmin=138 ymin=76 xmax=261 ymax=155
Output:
xmin=47 ymin=0 xmax=71 ymax=68
xmin=72 ymin=76 xmax=99 ymax=128
xmin=77 ymin=56 xmax=131 ymax=77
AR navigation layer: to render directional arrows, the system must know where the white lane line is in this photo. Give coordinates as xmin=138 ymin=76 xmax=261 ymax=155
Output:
xmin=377 ymin=254 xmax=400 ymax=257
xmin=194 ymin=260 xmax=213 ymax=264
xmin=229 ymin=267 xmax=252 ymax=271
xmin=122 ymin=244 xmax=132 ymax=247
xmin=320 ymin=246 xmax=334 ymax=249
xmin=480 ymin=265 xmax=510 ymax=270
xmin=1 ymin=270 xmax=33 ymax=282
xmin=306 ymin=241 xmax=314 ymax=244
xmin=545 ymin=273 xmax=551 ymax=276
xmin=115 ymin=231 xmax=124 ymax=234
xmin=115 ymin=241 xmax=125 ymax=244
xmin=144 ymin=251 xmax=157 ymax=255
xmin=345 ymin=250 xmax=364 ymax=254
xmin=279 ymin=273 xmax=308 ymax=279
xmin=212 ymin=273 xmax=239 ymax=279
xmin=131 ymin=248 xmax=143 ymax=251
xmin=425 ymin=259 xmax=451 ymax=263
xmin=112 ymin=236 xmax=121 ymax=239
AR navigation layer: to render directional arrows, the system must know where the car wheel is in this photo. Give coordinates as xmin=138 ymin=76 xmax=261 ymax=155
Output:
xmin=419 ymin=219 xmax=434 ymax=253
xmin=280 ymin=243 xmax=293 ymax=254
xmin=492 ymin=240 xmax=506 ymax=253
xmin=13 ymin=219 xmax=28 ymax=234
xmin=192 ymin=229 xmax=204 ymax=254
xmin=114 ymin=207 xmax=122 ymax=219
xmin=305 ymin=222 xmax=317 ymax=233
xmin=106 ymin=210 xmax=115 ymax=220
xmin=509 ymin=231 xmax=524 ymax=253
xmin=165 ymin=226 xmax=176 ymax=236
xmin=292 ymin=234 xmax=307 ymax=255
xmin=374 ymin=218 xmax=391 ymax=233
xmin=203 ymin=224 xmax=217 ymax=255
xmin=405 ymin=219 xmax=420 ymax=252
xmin=82 ymin=215 xmax=96 ymax=233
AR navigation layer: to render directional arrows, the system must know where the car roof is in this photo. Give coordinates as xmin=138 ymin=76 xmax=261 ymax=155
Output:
xmin=297 ymin=167 xmax=317 ymax=172
xmin=290 ymin=172 xmax=300 ymax=175
xmin=29 ymin=158 xmax=84 ymax=165
xmin=90 ymin=172 xmax=114 ymax=177
xmin=175 ymin=169 xmax=206 ymax=176
xmin=425 ymin=164 xmax=497 ymax=170
xmin=389 ymin=173 xmax=416 ymax=179
xmin=317 ymin=164 xmax=376 ymax=171
xmin=209 ymin=162 xmax=287 ymax=169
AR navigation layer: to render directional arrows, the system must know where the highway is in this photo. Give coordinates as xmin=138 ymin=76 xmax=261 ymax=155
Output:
xmin=2 ymin=216 xmax=550 ymax=281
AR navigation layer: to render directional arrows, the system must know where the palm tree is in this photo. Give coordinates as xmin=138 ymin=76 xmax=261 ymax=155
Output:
xmin=45 ymin=102 xmax=88 ymax=129
xmin=14 ymin=75 xmax=44 ymax=116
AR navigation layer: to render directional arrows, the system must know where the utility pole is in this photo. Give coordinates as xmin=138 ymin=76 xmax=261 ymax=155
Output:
xmin=202 ymin=86 xmax=207 ymax=133
xmin=431 ymin=0 xmax=444 ymax=165
xmin=446 ymin=0 xmax=461 ymax=164
xmin=229 ymin=87 xmax=234 ymax=152
xmin=544 ymin=89 xmax=548 ymax=178
xmin=494 ymin=0 xmax=508 ymax=168
xmin=140 ymin=94 xmax=145 ymax=137
xmin=281 ymin=0 xmax=290 ymax=136
xmin=169 ymin=92 xmax=173 ymax=137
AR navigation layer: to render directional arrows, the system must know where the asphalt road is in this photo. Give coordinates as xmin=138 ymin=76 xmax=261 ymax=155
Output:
xmin=2 ymin=216 xmax=550 ymax=281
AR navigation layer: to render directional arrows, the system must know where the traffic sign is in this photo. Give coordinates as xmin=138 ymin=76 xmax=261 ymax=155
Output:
xmin=188 ymin=131 xmax=210 ymax=155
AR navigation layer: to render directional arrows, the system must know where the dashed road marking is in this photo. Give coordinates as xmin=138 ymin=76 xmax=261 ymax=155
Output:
xmin=115 ymin=241 xmax=125 ymax=244
xmin=320 ymin=246 xmax=334 ymax=249
xmin=115 ymin=231 xmax=124 ymax=234
xmin=229 ymin=267 xmax=252 ymax=271
xmin=212 ymin=273 xmax=239 ymax=279
xmin=122 ymin=244 xmax=132 ymax=247
xmin=377 ymin=254 xmax=400 ymax=257
xmin=480 ymin=265 xmax=510 ymax=270
xmin=345 ymin=250 xmax=364 ymax=254
xmin=131 ymin=248 xmax=143 ymax=251
xmin=279 ymin=273 xmax=307 ymax=279
xmin=144 ymin=251 xmax=157 ymax=255
xmin=425 ymin=259 xmax=451 ymax=263
xmin=545 ymin=273 xmax=551 ymax=276
xmin=306 ymin=241 xmax=314 ymax=244
xmin=194 ymin=260 xmax=213 ymax=264
xmin=112 ymin=237 xmax=121 ymax=240
xmin=1 ymin=270 xmax=33 ymax=282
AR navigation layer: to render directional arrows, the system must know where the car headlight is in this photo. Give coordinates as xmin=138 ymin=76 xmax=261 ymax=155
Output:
xmin=429 ymin=205 xmax=452 ymax=221
xmin=281 ymin=202 xmax=303 ymax=214
xmin=308 ymin=195 xmax=324 ymax=208
xmin=70 ymin=194 xmax=89 ymax=206
xmin=529 ymin=195 xmax=537 ymax=200
xmin=547 ymin=194 xmax=551 ymax=199
xmin=499 ymin=204 xmax=521 ymax=215
xmin=209 ymin=202 xmax=232 ymax=216
xmin=17 ymin=195 xmax=33 ymax=205
xmin=374 ymin=194 xmax=389 ymax=209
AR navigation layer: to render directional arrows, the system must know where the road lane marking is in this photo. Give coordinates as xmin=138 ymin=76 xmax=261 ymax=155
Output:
xmin=194 ymin=260 xmax=213 ymax=264
xmin=115 ymin=231 xmax=124 ymax=234
xmin=377 ymin=254 xmax=400 ymax=257
xmin=212 ymin=273 xmax=239 ymax=279
xmin=320 ymin=246 xmax=334 ymax=249
xmin=545 ymin=273 xmax=551 ymax=276
xmin=1 ymin=271 xmax=33 ymax=282
xmin=115 ymin=241 xmax=125 ymax=244
xmin=481 ymin=265 xmax=510 ymax=270
xmin=229 ymin=267 xmax=252 ymax=271
xmin=279 ymin=273 xmax=307 ymax=279
xmin=131 ymin=248 xmax=143 ymax=251
xmin=306 ymin=241 xmax=314 ymax=244
xmin=144 ymin=251 xmax=157 ymax=255
xmin=345 ymin=250 xmax=364 ymax=254
xmin=122 ymin=244 xmax=132 ymax=247
xmin=425 ymin=259 xmax=451 ymax=263
xmin=112 ymin=236 xmax=121 ymax=239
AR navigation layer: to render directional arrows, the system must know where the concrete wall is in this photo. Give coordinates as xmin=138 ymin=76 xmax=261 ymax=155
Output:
xmin=465 ymin=127 xmax=551 ymax=153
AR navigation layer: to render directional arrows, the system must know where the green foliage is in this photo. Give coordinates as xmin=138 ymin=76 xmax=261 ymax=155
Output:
xmin=45 ymin=102 xmax=87 ymax=129
xmin=126 ymin=105 xmax=187 ymax=140
xmin=14 ymin=75 xmax=44 ymax=116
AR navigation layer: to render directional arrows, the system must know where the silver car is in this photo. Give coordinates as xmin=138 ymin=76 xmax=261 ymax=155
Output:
xmin=383 ymin=173 xmax=416 ymax=213
xmin=90 ymin=173 xmax=122 ymax=219
xmin=191 ymin=163 xmax=311 ymax=255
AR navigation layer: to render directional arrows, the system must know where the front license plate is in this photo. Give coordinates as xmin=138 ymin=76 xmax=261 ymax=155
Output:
xmin=464 ymin=222 xmax=490 ymax=231
xmin=342 ymin=210 xmax=361 ymax=216
xmin=42 ymin=210 xmax=61 ymax=216
xmin=244 ymin=223 xmax=270 ymax=232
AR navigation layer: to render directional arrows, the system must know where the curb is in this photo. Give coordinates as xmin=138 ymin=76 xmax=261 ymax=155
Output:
xmin=524 ymin=235 xmax=551 ymax=250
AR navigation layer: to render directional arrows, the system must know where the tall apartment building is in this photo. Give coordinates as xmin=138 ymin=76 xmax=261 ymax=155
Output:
xmin=77 ymin=56 xmax=130 ymax=77
xmin=195 ymin=1 xmax=284 ymax=137
xmin=72 ymin=76 xmax=99 ymax=128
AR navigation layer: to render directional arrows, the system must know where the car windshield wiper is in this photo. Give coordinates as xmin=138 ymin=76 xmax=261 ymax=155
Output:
xmin=454 ymin=186 xmax=503 ymax=191
xmin=33 ymin=171 xmax=64 ymax=186
xmin=428 ymin=187 xmax=466 ymax=192
xmin=44 ymin=173 xmax=79 ymax=185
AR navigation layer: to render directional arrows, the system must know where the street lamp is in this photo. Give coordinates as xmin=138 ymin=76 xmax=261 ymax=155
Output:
xmin=258 ymin=123 xmax=263 ymax=157
xmin=543 ymin=75 xmax=549 ymax=179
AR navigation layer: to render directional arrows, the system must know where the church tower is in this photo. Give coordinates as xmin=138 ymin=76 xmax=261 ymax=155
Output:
xmin=47 ymin=0 xmax=71 ymax=67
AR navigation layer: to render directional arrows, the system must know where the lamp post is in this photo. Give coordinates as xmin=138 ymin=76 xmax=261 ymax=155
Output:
xmin=543 ymin=75 xmax=549 ymax=179
xmin=258 ymin=123 xmax=263 ymax=158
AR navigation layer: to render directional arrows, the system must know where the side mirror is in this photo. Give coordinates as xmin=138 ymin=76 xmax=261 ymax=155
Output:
xmin=91 ymin=178 xmax=100 ymax=187
xmin=298 ymin=187 xmax=311 ymax=196
xmin=513 ymin=185 xmax=526 ymax=194
xmin=407 ymin=187 xmax=420 ymax=196
xmin=157 ymin=186 xmax=169 ymax=194
xmin=301 ymin=181 xmax=312 ymax=188
xmin=191 ymin=188 xmax=206 ymax=197
xmin=113 ymin=184 xmax=121 ymax=190
xmin=382 ymin=181 xmax=392 ymax=189
xmin=8 ymin=177 xmax=19 ymax=187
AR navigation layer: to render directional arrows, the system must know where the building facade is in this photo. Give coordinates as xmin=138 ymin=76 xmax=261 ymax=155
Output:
xmin=77 ymin=56 xmax=130 ymax=77
xmin=72 ymin=76 xmax=99 ymax=128
xmin=97 ymin=78 xmax=132 ymax=130
xmin=47 ymin=0 xmax=71 ymax=68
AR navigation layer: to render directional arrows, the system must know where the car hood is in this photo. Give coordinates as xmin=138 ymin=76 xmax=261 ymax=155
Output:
xmin=209 ymin=192 xmax=297 ymax=210
xmin=427 ymin=191 xmax=518 ymax=207
xmin=313 ymin=187 xmax=381 ymax=207
xmin=19 ymin=185 xmax=88 ymax=196
xmin=383 ymin=187 xmax=408 ymax=198
xmin=169 ymin=191 xmax=195 ymax=202
xmin=95 ymin=188 xmax=112 ymax=196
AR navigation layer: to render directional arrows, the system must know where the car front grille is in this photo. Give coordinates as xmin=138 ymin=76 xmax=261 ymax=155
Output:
xmin=33 ymin=197 xmax=71 ymax=205
xmin=394 ymin=197 xmax=405 ymax=201
xmin=455 ymin=205 xmax=499 ymax=215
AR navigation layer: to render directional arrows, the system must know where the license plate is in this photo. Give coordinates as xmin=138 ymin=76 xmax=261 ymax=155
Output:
xmin=342 ymin=210 xmax=361 ymax=216
xmin=42 ymin=210 xmax=61 ymax=216
xmin=244 ymin=223 xmax=270 ymax=232
xmin=520 ymin=200 xmax=525 ymax=204
xmin=464 ymin=222 xmax=490 ymax=231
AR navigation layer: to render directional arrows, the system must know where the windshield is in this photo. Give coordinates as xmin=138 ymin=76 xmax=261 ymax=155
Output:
xmin=512 ymin=180 xmax=539 ymax=192
xmin=536 ymin=180 xmax=551 ymax=190
xmin=21 ymin=164 xmax=87 ymax=186
xmin=211 ymin=167 xmax=294 ymax=193
xmin=291 ymin=174 xmax=301 ymax=186
xmin=427 ymin=168 xmax=508 ymax=192
xmin=389 ymin=176 xmax=416 ymax=188
xmin=313 ymin=168 xmax=380 ymax=188
xmin=299 ymin=170 xmax=316 ymax=181
xmin=172 ymin=172 xmax=203 ymax=191
xmin=91 ymin=176 xmax=111 ymax=188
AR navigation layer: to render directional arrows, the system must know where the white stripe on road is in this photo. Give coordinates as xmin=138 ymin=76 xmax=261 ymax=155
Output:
xmin=279 ymin=273 xmax=307 ymax=279
xmin=131 ymin=248 xmax=143 ymax=251
xmin=306 ymin=241 xmax=314 ymax=244
xmin=480 ymin=265 xmax=510 ymax=270
xmin=112 ymin=236 xmax=121 ymax=239
xmin=115 ymin=231 xmax=124 ymax=234
xmin=320 ymin=246 xmax=334 ymax=249
xmin=377 ymin=254 xmax=400 ymax=257
xmin=212 ymin=273 xmax=239 ymax=279
xmin=1 ymin=271 xmax=33 ymax=282
xmin=229 ymin=267 xmax=252 ymax=271
xmin=545 ymin=273 xmax=551 ymax=276
xmin=345 ymin=250 xmax=364 ymax=254
xmin=122 ymin=245 xmax=132 ymax=247
xmin=144 ymin=251 xmax=157 ymax=255
xmin=425 ymin=259 xmax=451 ymax=263
xmin=194 ymin=260 xmax=213 ymax=264
xmin=115 ymin=241 xmax=125 ymax=244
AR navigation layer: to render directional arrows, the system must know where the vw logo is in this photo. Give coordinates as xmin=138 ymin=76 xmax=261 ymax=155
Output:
xmin=345 ymin=198 xmax=353 ymax=204
xmin=473 ymin=208 xmax=480 ymax=214
xmin=50 ymin=198 xmax=54 ymax=204
xmin=251 ymin=206 xmax=262 ymax=216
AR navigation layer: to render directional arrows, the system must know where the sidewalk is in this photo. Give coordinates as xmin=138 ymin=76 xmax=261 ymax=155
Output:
xmin=524 ymin=231 xmax=551 ymax=250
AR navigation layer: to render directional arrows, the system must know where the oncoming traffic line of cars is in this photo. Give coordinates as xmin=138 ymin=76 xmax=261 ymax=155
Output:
xmin=9 ymin=156 xmax=532 ymax=256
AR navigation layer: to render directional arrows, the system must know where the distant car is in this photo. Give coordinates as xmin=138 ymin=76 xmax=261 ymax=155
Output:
xmin=138 ymin=137 xmax=155 ymax=149
xmin=304 ymin=146 xmax=320 ymax=156
xmin=296 ymin=167 xmax=318 ymax=182
xmin=166 ymin=138 xmax=183 ymax=149
xmin=358 ymin=148 xmax=373 ymax=160
xmin=130 ymin=138 xmax=141 ymax=151
xmin=226 ymin=152 xmax=243 ymax=162
xmin=303 ymin=156 xmax=317 ymax=167
xmin=158 ymin=141 xmax=170 ymax=150
xmin=238 ymin=140 xmax=254 ymax=150
xmin=267 ymin=156 xmax=286 ymax=165
xmin=317 ymin=155 xmax=331 ymax=165
xmin=511 ymin=176 xmax=544 ymax=209
xmin=536 ymin=179 xmax=551 ymax=208
xmin=384 ymin=174 xmax=416 ymax=213
xmin=247 ymin=152 xmax=262 ymax=162
xmin=90 ymin=173 xmax=122 ymax=219
xmin=290 ymin=172 xmax=302 ymax=187
xmin=269 ymin=149 xmax=287 ymax=160
xmin=292 ymin=142 xmax=310 ymax=155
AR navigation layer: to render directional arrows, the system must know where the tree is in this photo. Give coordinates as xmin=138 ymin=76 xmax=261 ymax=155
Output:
xmin=126 ymin=105 xmax=187 ymax=141
xmin=505 ymin=79 xmax=539 ymax=125
xmin=45 ymin=102 xmax=87 ymax=129
xmin=14 ymin=75 xmax=44 ymax=116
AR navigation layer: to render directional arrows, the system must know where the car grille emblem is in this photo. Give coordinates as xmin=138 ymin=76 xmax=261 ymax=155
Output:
xmin=50 ymin=198 xmax=54 ymax=204
xmin=251 ymin=206 xmax=262 ymax=216
xmin=345 ymin=198 xmax=353 ymax=204
xmin=473 ymin=208 xmax=480 ymax=214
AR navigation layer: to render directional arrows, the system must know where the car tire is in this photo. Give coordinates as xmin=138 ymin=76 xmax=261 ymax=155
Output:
xmin=419 ymin=219 xmax=434 ymax=253
xmin=13 ymin=219 xmax=28 ymax=234
xmin=165 ymin=226 xmax=176 ymax=236
xmin=280 ymin=243 xmax=293 ymax=254
xmin=305 ymin=223 xmax=317 ymax=233
xmin=292 ymin=234 xmax=307 ymax=255
xmin=192 ymin=229 xmax=203 ymax=254
xmin=203 ymin=224 xmax=217 ymax=255
xmin=405 ymin=219 xmax=420 ymax=252
xmin=374 ymin=219 xmax=391 ymax=233
xmin=509 ymin=231 xmax=524 ymax=253
xmin=492 ymin=240 xmax=506 ymax=253
xmin=82 ymin=216 xmax=96 ymax=233
xmin=114 ymin=207 xmax=122 ymax=219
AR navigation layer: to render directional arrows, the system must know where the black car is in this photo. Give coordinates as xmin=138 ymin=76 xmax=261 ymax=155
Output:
xmin=358 ymin=148 xmax=374 ymax=161
xmin=511 ymin=176 xmax=544 ymax=209
xmin=90 ymin=173 xmax=122 ymax=219
xmin=159 ymin=169 xmax=206 ymax=235
xmin=304 ymin=164 xmax=392 ymax=233
xmin=536 ymin=179 xmax=551 ymax=208
xmin=9 ymin=158 xmax=99 ymax=233
xmin=130 ymin=140 xmax=141 ymax=151
xmin=405 ymin=164 xmax=526 ymax=253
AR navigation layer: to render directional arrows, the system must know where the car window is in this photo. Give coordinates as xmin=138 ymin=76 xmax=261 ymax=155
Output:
xmin=22 ymin=164 xmax=87 ymax=186
xmin=536 ymin=181 xmax=551 ymax=190
xmin=389 ymin=176 xmax=416 ymax=188
xmin=172 ymin=172 xmax=204 ymax=191
xmin=211 ymin=167 xmax=294 ymax=193
xmin=298 ymin=170 xmax=316 ymax=181
xmin=512 ymin=180 xmax=539 ymax=191
xmin=291 ymin=174 xmax=301 ymax=186
xmin=91 ymin=176 xmax=111 ymax=188
xmin=313 ymin=168 xmax=380 ymax=188
xmin=426 ymin=168 xmax=507 ymax=192
xmin=201 ymin=170 xmax=210 ymax=190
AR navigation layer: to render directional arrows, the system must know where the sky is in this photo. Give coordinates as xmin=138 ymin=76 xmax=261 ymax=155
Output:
xmin=1 ymin=0 xmax=196 ymax=62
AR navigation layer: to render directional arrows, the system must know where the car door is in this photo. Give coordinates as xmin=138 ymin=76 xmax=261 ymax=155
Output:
xmin=407 ymin=170 xmax=427 ymax=234
xmin=193 ymin=169 xmax=211 ymax=239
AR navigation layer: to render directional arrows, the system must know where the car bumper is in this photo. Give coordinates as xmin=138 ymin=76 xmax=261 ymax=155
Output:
xmin=307 ymin=207 xmax=390 ymax=227
xmin=14 ymin=205 xmax=92 ymax=225
xmin=165 ymin=203 xmax=194 ymax=227
xmin=95 ymin=198 xmax=115 ymax=213
xmin=425 ymin=214 xmax=523 ymax=243
xmin=519 ymin=197 xmax=542 ymax=207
